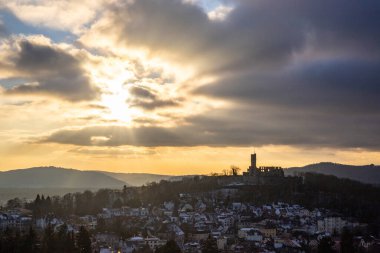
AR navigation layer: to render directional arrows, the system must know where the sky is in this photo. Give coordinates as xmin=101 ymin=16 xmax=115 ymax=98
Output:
xmin=0 ymin=0 xmax=380 ymax=175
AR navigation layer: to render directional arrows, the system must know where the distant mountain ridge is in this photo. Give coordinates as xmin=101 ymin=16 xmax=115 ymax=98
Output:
xmin=0 ymin=166 xmax=192 ymax=188
xmin=0 ymin=167 xmax=126 ymax=188
xmin=285 ymin=162 xmax=380 ymax=185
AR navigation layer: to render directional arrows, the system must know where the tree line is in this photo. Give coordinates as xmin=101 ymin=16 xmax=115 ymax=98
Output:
xmin=0 ymin=225 xmax=91 ymax=253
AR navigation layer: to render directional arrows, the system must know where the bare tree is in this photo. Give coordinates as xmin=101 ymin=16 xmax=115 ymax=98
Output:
xmin=230 ymin=165 xmax=241 ymax=176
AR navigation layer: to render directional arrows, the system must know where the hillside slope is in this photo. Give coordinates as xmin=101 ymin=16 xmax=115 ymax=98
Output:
xmin=0 ymin=167 xmax=126 ymax=188
xmin=285 ymin=162 xmax=380 ymax=185
xmin=101 ymin=172 xmax=191 ymax=187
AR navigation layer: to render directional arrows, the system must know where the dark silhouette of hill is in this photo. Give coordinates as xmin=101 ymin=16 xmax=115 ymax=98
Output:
xmin=0 ymin=166 xmax=126 ymax=188
xmin=100 ymin=171 xmax=192 ymax=187
xmin=285 ymin=162 xmax=380 ymax=185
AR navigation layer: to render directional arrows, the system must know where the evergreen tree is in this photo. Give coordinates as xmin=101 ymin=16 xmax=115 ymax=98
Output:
xmin=122 ymin=185 xmax=128 ymax=201
xmin=45 ymin=196 xmax=52 ymax=213
xmin=34 ymin=194 xmax=42 ymax=217
xmin=35 ymin=194 xmax=41 ymax=203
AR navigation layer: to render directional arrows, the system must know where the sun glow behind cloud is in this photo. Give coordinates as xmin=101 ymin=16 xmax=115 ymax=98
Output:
xmin=88 ymin=58 xmax=134 ymax=123
xmin=83 ymin=45 xmax=208 ymax=125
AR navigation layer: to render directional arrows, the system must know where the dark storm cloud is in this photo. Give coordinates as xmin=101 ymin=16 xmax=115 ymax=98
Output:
xmin=130 ymin=99 xmax=179 ymax=111
xmin=128 ymin=86 xmax=180 ymax=110
xmin=105 ymin=0 xmax=380 ymax=72
xmin=196 ymin=58 xmax=380 ymax=114
xmin=41 ymin=126 xmax=189 ymax=147
xmin=186 ymin=106 xmax=380 ymax=149
xmin=40 ymin=105 xmax=380 ymax=149
xmin=4 ymin=40 xmax=98 ymax=101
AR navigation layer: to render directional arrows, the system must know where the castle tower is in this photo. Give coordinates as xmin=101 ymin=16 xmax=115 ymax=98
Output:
xmin=251 ymin=153 xmax=257 ymax=169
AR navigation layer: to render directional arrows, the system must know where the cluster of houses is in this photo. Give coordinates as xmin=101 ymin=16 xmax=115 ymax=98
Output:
xmin=0 ymin=208 xmax=32 ymax=230
xmin=81 ymin=194 xmax=374 ymax=252
xmin=0 ymin=192 xmax=379 ymax=252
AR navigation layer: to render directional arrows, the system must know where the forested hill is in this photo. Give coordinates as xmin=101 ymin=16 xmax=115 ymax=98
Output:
xmin=285 ymin=162 xmax=380 ymax=185
xmin=0 ymin=167 xmax=126 ymax=188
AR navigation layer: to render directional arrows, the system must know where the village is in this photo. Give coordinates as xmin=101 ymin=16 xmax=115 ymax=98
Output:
xmin=0 ymin=188 xmax=377 ymax=252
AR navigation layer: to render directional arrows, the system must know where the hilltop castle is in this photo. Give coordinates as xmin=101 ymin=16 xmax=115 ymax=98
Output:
xmin=219 ymin=153 xmax=286 ymax=186
xmin=243 ymin=153 xmax=284 ymax=178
